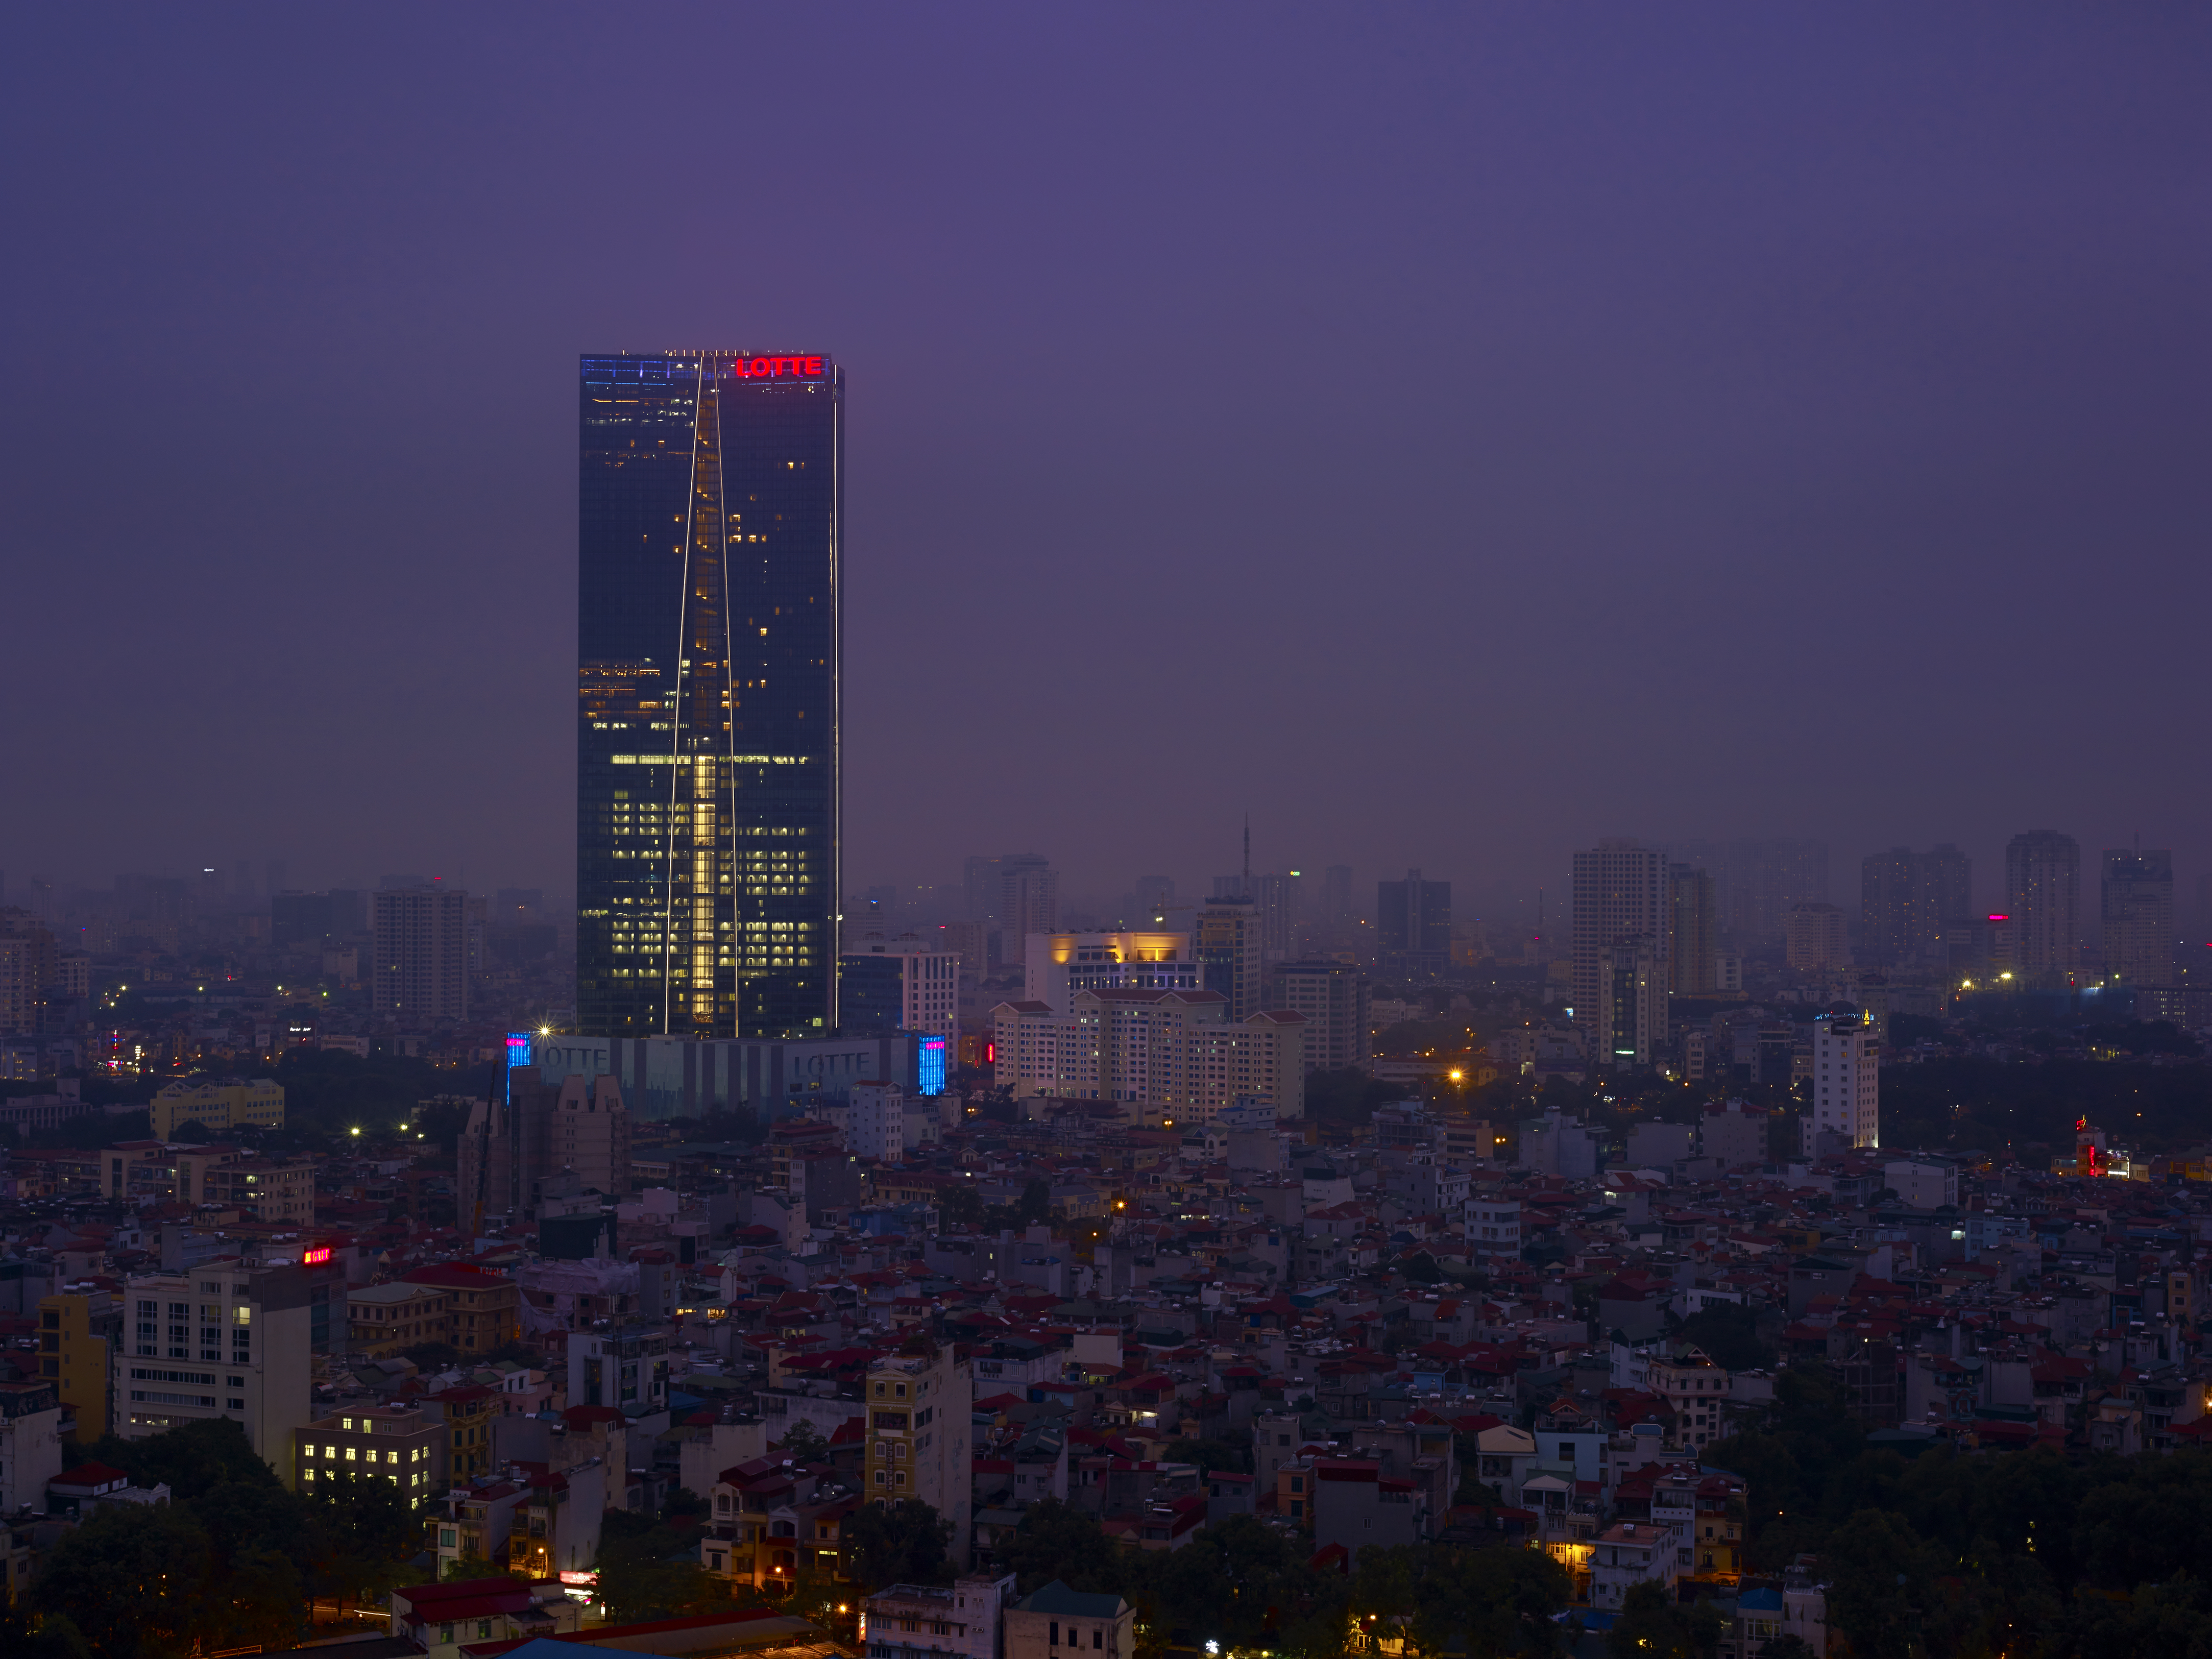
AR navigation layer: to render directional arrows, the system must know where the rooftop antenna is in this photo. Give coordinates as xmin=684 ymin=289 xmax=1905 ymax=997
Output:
xmin=1243 ymin=814 xmax=1251 ymax=892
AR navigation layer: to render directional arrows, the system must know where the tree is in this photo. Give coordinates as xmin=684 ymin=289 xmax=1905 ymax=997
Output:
xmin=33 ymin=1502 xmax=219 ymax=1659
xmin=307 ymin=1469 xmax=422 ymax=1609
xmin=595 ymin=1555 xmax=733 ymax=1624
xmin=775 ymin=1419 xmax=831 ymax=1463
xmin=1163 ymin=1437 xmax=1248 ymax=1475
xmin=1606 ymin=1581 xmax=1695 ymax=1659
xmin=995 ymin=1499 xmax=1120 ymax=1596
xmin=0 ymin=1599 xmax=93 ymax=1659
xmin=1675 ymin=1305 xmax=1772 ymax=1372
xmin=1824 ymin=1507 xmax=1943 ymax=1659
xmin=845 ymin=1498 xmax=955 ymax=1592
xmin=399 ymin=1340 xmax=463 ymax=1368
xmin=71 ymin=1416 xmax=277 ymax=1501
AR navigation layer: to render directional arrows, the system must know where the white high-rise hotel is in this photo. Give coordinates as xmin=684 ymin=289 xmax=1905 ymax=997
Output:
xmin=1805 ymin=1013 xmax=1879 ymax=1152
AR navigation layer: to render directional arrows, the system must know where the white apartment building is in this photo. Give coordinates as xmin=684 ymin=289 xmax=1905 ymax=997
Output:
xmin=1591 ymin=1518 xmax=1678 ymax=1612
xmin=1805 ymin=1013 xmax=1879 ymax=1151
xmin=809 ymin=1081 xmax=907 ymax=1162
xmin=866 ymin=1340 xmax=974 ymax=1563
xmin=121 ymin=1259 xmax=330 ymax=1486
xmin=991 ymin=989 xmax=1304 ymax=1123
xmin=1883 ymin=1158 xmax=1957 ymax=1210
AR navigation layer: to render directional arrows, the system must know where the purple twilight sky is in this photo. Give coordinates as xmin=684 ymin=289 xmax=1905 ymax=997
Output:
xmin=6 ymin=5 xmax=2209 ymax=920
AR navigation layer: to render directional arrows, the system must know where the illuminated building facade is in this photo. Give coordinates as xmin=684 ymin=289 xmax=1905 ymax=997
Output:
xmin=578 ymin=352 xmax=842 ymax=1040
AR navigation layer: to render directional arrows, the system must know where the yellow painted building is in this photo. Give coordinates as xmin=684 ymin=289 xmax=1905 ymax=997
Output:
xmin=38 ymin=1290 xmax=120 ymax=1442
xmin=151 ymin=1078 xmax=285 ymax=1139
xmin=348 ymin=1282 xmax=454 ymax=1358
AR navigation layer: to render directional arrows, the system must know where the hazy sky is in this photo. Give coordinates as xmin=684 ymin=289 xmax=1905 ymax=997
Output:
xmin=6 ymin=6 xmax=2208 ymax=916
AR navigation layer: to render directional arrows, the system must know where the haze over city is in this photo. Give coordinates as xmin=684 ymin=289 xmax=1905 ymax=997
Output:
xmin=6 ymin=7 xmax=2206 ymax=912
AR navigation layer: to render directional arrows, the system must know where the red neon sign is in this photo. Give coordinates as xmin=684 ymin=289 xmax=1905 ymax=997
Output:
xmin=1986 ymin=913 xmax=2009 ymax=923
xmin=302 ymin=1247 xmax=332 ymax=1265
xmin=730 ymin=355 xmax=825 ymax=380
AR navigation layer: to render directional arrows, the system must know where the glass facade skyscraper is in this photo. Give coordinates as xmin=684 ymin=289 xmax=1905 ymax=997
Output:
xmin=577 ymin=352 xmax=841 ymax=1040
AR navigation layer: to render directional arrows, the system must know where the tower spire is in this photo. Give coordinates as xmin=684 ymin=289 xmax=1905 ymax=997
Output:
xmin=1243 ymin=814 xmax=1251 ymax=889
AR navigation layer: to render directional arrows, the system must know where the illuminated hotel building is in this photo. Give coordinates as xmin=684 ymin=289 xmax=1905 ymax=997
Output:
xmin=578 ymin=352 xmax=842 ymax=1040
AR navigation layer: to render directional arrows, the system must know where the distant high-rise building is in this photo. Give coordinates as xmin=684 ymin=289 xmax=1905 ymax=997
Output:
xmin=1805 ymin=1013 xmax=1879 ymax=1152
xmin=1571 ymin=842 xmax=1670 ymax=1064
xmin=1722 ymin=839 xmax=1829 ymax=946
xmin=1783 ymin=902 xmax=1850 ymax=972
xmin=1267 ymin=959 xmax=1372 ymax=1072
xmin=576 ymin=350 xmax=842 ymax=1042
xmin=1376 ymin=869 xmax=1451 ymax=977
xmin=372 ymin=887 xmax=471 ymax=1022
xmin=1248 ymin=872 xmax=1301 ymax=965
xmin=1859 ymin=844 xmax=1971 ymax=968
xmin=1667 ymin=865 xmax=1717 ymax=995
xmin=839 ymin=932 xmax=962 ymax=1045
xmin=1121 ymin=874 xmax=1175 ymax=924
xmin=999 ymin=859 xmax=1058 ymax=960
xmin=1166 ymin=897 xmax=1266 ymax=1020
xmin=0 ymin=908 xmax=59 ymax=1038
xmin=495 ymin=887 xmax=545 ymax=918
xmin=1595 ymin=936 xmax=1666 ymax=1070
xmin=1941 ymin=912 xmax=2016 ymax=984
xmin=2101 ymin=849 xmax=2174 ymax=985
xmin=2005 ymin=831 xmax=2081 ymax=977
xmin=964 ymin=856 xmax=1003 ymax=925
xmin=1320 ymin=865 xmax=1354 ymax=926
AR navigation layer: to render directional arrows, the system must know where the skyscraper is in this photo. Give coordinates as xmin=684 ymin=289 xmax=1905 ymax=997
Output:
xmin=998 ymin=857 xmax=1058 ymax=958
xmin=1859 ymin=844 xmax=1971 ymax=968
xmin=1783 ymin=902 xmax=1849 ymax=972
xmin=1721 ymin=839 xmax=1829 ymax=946
xmin=2101 ymin=849 xmax=2174 ymax=985
xmin=1165 ymin=896 xmax=1266 ymax=1020
xmin=577 ymin=352 xmax=842 ymax=1040
xmin=1667 ymin=864 xmax=1716 ymax=994
xmin=1571 ymin=841 xmax=1669 ymax=1065
xmin=2005 ymin=831 xmax=2081 ymax=978
xmin=1376 ymin=869 xmax=1451 ymax=977
xmin=371 ymin=887 xmax=471 ymax=1022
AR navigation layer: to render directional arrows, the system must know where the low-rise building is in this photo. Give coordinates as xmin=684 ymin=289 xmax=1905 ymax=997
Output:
xmin=862 ymin=1573 xmax=1013 ymax=1659
xmin=1005 ymin=1579 xmax=1133 ymax=1659
xmin=348 ymin=1281 xmax=455 ymax=1358
xmin=401 ymin=1264 xmax=521 ymax=1354
xmin=1591 ymin=1519 xmax=1674 ymax=1612
xmin=150 ymin=1078 xmax=285 ymax=1139
xmin=424 ymin=1384 xmax=502 ymax=1483
xmin=388 ymin=1577 xmax=578 ymax=1659
xmin=0 ymin=1379 xmax=63 ymax=1513
xmin=295 ymin=1402 xmax=446 ymax=1505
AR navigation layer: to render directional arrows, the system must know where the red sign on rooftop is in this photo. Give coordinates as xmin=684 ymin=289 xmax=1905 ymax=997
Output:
xmin=730 ymin=354 xmax=825 ymax=379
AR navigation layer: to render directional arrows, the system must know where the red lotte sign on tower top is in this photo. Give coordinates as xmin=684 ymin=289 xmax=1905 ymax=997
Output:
xmin=726 ymin=354 xmax=825 ymax=379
